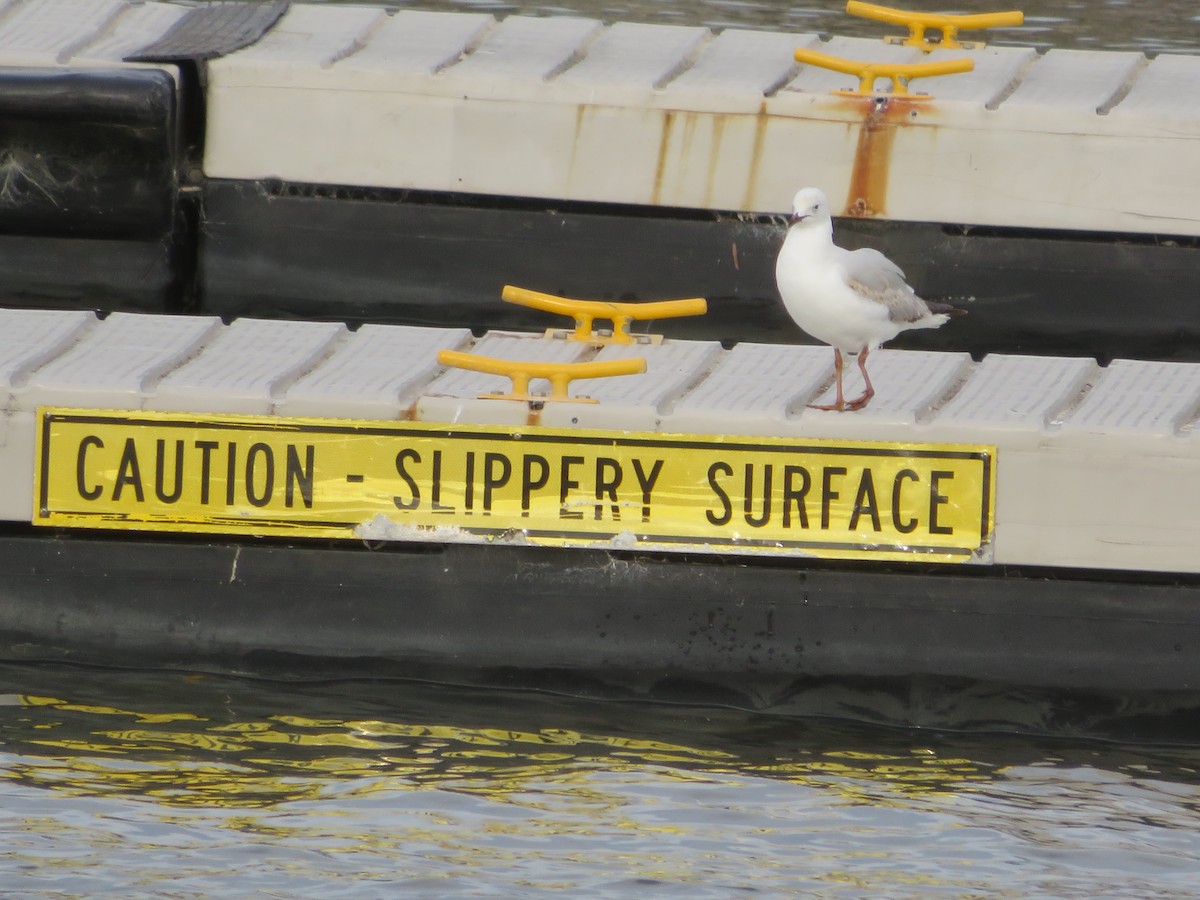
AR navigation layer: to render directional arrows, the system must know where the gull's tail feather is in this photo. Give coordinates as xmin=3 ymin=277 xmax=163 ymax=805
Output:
xmin=926 ymin=302 xmax=968 ymax=318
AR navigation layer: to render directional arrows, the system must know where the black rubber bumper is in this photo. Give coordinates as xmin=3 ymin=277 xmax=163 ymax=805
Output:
xmin=200 ymin=181 xmax=1200 ymax=362
xmin=0 ymin=66 xmax=182 ymax=308
xmin=2 ymin=530 xmax=1197 ymax=701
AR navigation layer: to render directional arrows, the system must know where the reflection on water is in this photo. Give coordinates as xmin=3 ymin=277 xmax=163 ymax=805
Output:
xmin=2 ymin=664 xmax=1200 ymax=895
xmin=5 ymin=671 xmax=1006 ymax=810
xmin=319 ymin=0 xmax=1200 ymax=54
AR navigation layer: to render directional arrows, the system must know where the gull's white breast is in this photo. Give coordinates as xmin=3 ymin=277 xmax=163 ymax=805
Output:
xmin=775 ymin=231 xmax=902 ymax=353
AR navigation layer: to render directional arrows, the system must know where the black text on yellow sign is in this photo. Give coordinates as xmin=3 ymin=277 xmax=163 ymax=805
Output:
xmin=35 ymin=409 xmax=996 ymax=563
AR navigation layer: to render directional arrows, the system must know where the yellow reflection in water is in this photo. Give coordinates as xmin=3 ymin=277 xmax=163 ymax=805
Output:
xmin=21 ymin=694 xmax=204 ymax=724
xmin=0 ymin=690 xmax=999 ymax=811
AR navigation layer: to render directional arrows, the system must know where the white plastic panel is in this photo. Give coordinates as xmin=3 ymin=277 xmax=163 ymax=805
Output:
xmin=590 ymin=340 xmax=720 ymax=401
xmin=991 ymin=449 xmax=1200 ymax=574
xmin=0 ymin=0 xmax=126 ymax=64
xmin=337 ymin=9 xmax=493 ymax=74
xmin=552 ymin=22 xmax=710 ymax=104
xmin=1060 ymin=359 xmax=1200 ymax=435
xmin=1109 ymin=53 xmax=1200 ymax=123
xmin=666 ymin=343 xmax=831 ymax=434
xmin=935 ymin=354 xmax=1098 ymax=428
xmin=281 ymin=324 xmax=472 ymax=419
xmin=0 ymin=308 xmax=96 ymax=398
xmin=417 ymin=332 xmax=592 ymax=426
xmin=20 ymin=313 xmax=220 ymax=410
xmin=660 ymin=28 xmax=813 ymax=111
xmin=925 ymin=45 xmax=1036 ymax=105
xmin=0 ymin=307 xmax=104 ymax=520
xmin=0 ymin=307 xmax=102 ymax=521
xmin=147 ymin=319 xmax=346 ymax=414
xmin=70 ymin=1 xmax=190 ymax=64
xmin=999 ymin=49 xmax=1144 ymax=112
xmin=193 ymin=4 xmax=1200 ymax=236
xmin=440 ymin=15 xmax=602 ymax=95
xmin=227 ymin=3 xmax=385 ymax=67
xmin=876 ymin=127 xmax=1200 ymax=236
xmin=803 ymin=349 xmax=972 ymax=430
xmin=541 ymin=340 xmax=721 ymax=430
xmin=990 ymin=355 xmax=1200 ymax=572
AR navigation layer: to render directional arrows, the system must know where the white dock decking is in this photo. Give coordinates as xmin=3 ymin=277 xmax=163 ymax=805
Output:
xmin=3 ymin=307 xmax=1198 ymax=576
xmin=199 ymin=7 xmax=1200 ymax=234
xmin=1 ymin=0 xmax=1198 ymax=236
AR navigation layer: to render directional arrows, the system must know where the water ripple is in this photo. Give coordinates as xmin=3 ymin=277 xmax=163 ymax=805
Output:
xmin=1 ymin=667 xmax=1199 ymax=895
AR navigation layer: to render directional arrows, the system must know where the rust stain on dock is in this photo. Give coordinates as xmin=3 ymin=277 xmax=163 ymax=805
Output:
xmin=740 ymin=102 xmax=771 ymax=212
xmin=650 ymin=110 xmax=676 ymax=207
xmin=842 ymin=96 xmax=925 ymax=218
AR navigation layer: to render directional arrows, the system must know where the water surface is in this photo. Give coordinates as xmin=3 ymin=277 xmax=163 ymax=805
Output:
xmin=323 ymin=0 xmax=1200 ymax=54
xmin=2 ymin=665 xmax=1200 ymax=895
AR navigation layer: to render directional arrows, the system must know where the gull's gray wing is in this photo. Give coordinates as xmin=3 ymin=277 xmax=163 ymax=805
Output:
xmin=841 ymin=246 xmax=933 ymax=324
xmin=843 ymin=246 xmax=906 ymax=290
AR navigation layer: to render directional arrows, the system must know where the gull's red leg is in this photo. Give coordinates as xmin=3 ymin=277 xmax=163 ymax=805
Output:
xmin=810 ymin=348 xmax=847 ymax=411
xmin=846 ymin=347 xmax=875 ymax=411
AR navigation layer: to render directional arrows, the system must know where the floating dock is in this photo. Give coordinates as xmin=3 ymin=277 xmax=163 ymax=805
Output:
xmin=2 ymin=304 xmax=1199 ymax=706
xmin=0 ymin=0 xmax=1198 ymax=358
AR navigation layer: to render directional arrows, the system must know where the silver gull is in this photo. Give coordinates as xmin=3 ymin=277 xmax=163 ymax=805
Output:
xmin=776 ymin=187 xmax=965 ymax=412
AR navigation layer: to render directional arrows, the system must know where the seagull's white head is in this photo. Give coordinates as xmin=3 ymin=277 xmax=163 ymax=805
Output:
xmin=788 ymin=187 xmax=832 ymax=227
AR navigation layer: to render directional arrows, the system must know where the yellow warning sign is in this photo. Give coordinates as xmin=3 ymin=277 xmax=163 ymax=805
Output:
xmin=34 ymin=408 xmax=995 ymax=563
